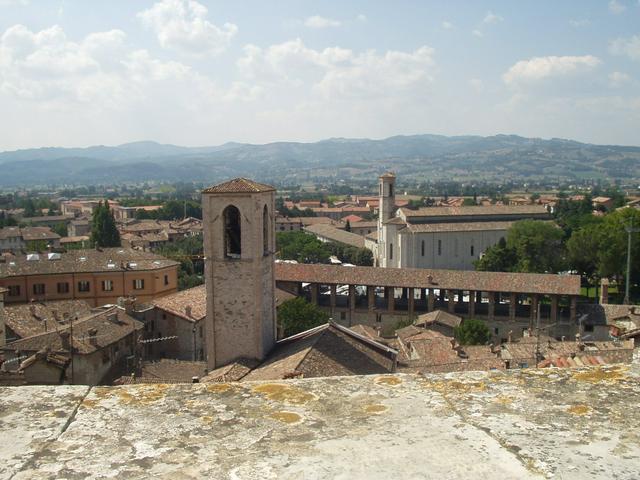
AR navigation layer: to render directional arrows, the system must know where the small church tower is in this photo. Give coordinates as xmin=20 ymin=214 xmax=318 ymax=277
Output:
xmin=201 ymin=178 xmax=276 ymax=370
xmin=377 ymin=172 xmax=396 ymax=267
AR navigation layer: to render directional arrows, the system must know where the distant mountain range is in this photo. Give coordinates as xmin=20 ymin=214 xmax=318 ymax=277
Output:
xmin=1 ymin=135 xmax=639 ymax=187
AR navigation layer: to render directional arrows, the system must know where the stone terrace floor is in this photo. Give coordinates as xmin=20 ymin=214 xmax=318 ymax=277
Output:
xmin=2 ymin=361 xmax=640 ymax=479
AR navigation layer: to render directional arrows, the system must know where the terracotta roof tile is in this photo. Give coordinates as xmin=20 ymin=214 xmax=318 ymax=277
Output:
xmin=202 ymin=178 xmax=275 ymax=194
xmin=275 ymin=263 xmax=581 ymax=296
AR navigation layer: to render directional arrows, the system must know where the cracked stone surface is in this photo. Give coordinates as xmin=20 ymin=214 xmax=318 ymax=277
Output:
xmin=1 ymin=363 xmax=640 ymax=479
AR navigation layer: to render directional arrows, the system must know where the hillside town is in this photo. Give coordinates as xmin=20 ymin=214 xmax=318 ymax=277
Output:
xmin=0 ymin=173 xmax=638 ymax=386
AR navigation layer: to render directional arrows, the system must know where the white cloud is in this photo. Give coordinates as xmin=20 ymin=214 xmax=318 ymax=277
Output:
xmin=503 ymin=55 xmax=601 ymax=86
xmin=304 ymin=15 xmax=341 ymax=29
xmin=609 ymin=71 xmax=631 ymax=87
xmin=137 ymin=0 xmax=237 ymax=56
xmin=356 ymin=14 xmax=367 ymax=23
xmin=569 ymin=19 xmax=590 ymax=28
xmin=610 ymin=35 xmax=640 ymax=61
xmin=0 ymin=23 xmax=240 ymax=109
xmin=472 ymin=29 xmax=483 ymax=38
xmin=442 ymin=21 xmax=453 ymax=30
xmin=0 ymin=0 xmax=28 ymax=6
xmin=608 ymin=0 xmax=626 ymax=14
xmin=237 ymin=39 xmax=436 ymax=100
xmin=469 ymin=78 xmax=484 ymax=92
xmin=483 ymin=11 xmax=504 ymax=24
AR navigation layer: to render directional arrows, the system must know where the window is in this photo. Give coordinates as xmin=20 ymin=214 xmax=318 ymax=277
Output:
xmin=389 ymin=243 xmax=393 ymax=260
xmin=421 ymin=240 xmax=425 ymax=257
xmin=78 ymin=281 xmax=90 ymax=293
xmin=57 ymin=282 xmax=69 ymax=294
xmin=494 ymin=327 xmax=499 ymax=335
xmin=454 ymin=238 xmax=458 ymax=257
xmin=33 ymin=283 xmax=45 ymax=295
xmin=164 ymin=275 xmax=169 ymax=286
xmin=340 ymin=312 xmax=346 ymax=320
xmin=8 ymin=285 xmax=20 ymax=297
xmin=133 ymin=279 xmax=144 ymax=290
xmin=199 ymin=326 xmax=203 ymax=338
xmin=263 ymin=205 xmax=269 ymax=255
xmin=438 ymin=239 xmax=442 ymax=256
xmin=389 ymin=184 xmax=394 ymax=197
xmin=585 ymin=324 xmax=594 ymax=332
xmin=470 ymin=245 xmax=475 ymax=256
xmin=223 ymin=205 xmax=241 ymax=259
xmin=102 ymin=280 xmax=113 ymax=292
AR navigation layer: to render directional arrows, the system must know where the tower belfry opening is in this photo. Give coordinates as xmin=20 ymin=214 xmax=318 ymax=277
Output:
xmin=223 ymin=205 xmax=241 ymax=259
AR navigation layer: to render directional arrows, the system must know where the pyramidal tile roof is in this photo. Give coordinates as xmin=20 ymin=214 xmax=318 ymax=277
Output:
xmin=202 ymin=178 xmax=275 ymax=194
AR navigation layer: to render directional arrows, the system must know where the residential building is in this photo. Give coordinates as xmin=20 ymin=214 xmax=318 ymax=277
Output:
xmin=68 ymin=219 xmax=91 ymax=237
xmin=1 ymin=305 xmax=143 ymax=385
xmin=0 ymin=227 xmax=61 ymax=253
xmin=276 ymin=216 xmax=303 ymax=232
xmin=0 ymin=248 xmax=179 ymax=306
xmin=303 ymin=223 xmax=366 ymax=249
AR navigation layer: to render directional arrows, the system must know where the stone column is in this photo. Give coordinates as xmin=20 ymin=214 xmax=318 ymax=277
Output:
xmin=428 ymin=289 xmax=435 ymax=312
xmin=368 ymin=286 xmax=375 ymax=311
xmin=330 ymin=285 xmax=336 ymax=317
xmin=387 ymin=287 xmax=395 ymax=312
xmin=551 ymin=295 xmax=558 ymax=323
xmin=488 ymin=292 xmax=495 ymax=321
xmin=468 ymin=290 xmax=476 ymax=317
xmin=530 ymin=294 xmax=539 ymax=322
xmin=570 ymin=296 xmax=577 ymax=324
xmin=448 ymin=290 xmax=455 ymax=313
xmin=348 ymin=285 xmax=356 ymax=326
xmin=509 ymin=293 xmax=517 ymax=321
xmin=408 ymin=288 xmax=415 ymax=318
xmin=311 ymin=284 xmax=319 ymax=305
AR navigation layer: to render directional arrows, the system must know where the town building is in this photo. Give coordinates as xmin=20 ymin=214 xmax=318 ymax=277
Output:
xmin=275 ymin=262 xmax=582 ymax=342
xmin=275 ymin=216 xmax=304 ymax=232
xmin=0 ymin=248 xmax=179 ymax=306
xmin=3 ymin=299 xmax=92 ymax=343
xmin=1 ymin=305 xmax=143 ymax=385
xmin=303 ymin=223 xmax=366 ymax=249
xmin=0 ymin=226 xmax=61 ymax=253
xmin=375 ymin=172 xmax=551 ymax=270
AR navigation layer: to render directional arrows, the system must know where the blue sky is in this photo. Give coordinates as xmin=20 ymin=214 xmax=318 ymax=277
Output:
xmin=0 ymin=0 xmax=638 ymax=149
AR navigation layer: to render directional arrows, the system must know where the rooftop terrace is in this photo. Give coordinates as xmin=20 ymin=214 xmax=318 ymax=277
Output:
xmin=2 ymin=361 xmax=639 ymax=479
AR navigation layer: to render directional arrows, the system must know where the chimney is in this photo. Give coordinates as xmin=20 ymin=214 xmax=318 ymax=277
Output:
xmin=88 ymin=327 xmax=98 ymax=347
xmin=59 ymin=330 xmax=71 ymax=350
xmin=29 ymin=305 xmax=36 ymax=317
xmin=185 ymin=305 xmax=192 ymax=318
xmin=600 ymin=278 xmax=609 ymax=305
xmin=427 ymin=275 xmax=433 ymax=285
xmin=107 ymin=312 xmax=119 ymax=323
xmin=507 ymin=330 xmax=513 ymax=343
xmin=123 ymin=297 xmax=136 ymax=315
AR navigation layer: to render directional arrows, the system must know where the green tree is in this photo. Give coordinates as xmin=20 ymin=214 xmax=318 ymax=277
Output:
xmin=277 ymin=297 xmax=329 ymax=337
xmin=567 ymin=224 xmax=601 ymax=281
xmin=23 ymin=198 xmax=37 ymax=218
xmin=454 ymin=319 xmax=490 ymax=345
xmin=474 ymin=237 xmax=517 ymax=272
xmin=90 ymin=201 xmax=121 ymax=248
xmin=277 ymin=231 xmax=330 ymax=264
xmin=462 ymin=197 xmax=476 ymax=206
xmin=52 ymin=222 xmax=68 ymax=237
xmin=507 ymin=220 xmax=566 ymax=273
xmin=345 ymin=220 xmax=351 ymax=232
xmin=596 ymin=208 xmax=640 ymax=287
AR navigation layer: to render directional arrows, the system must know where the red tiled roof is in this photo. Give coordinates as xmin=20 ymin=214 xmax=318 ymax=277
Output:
xmin=202 ymin=178 xmax=275 ymax=194
xmin=275 ymin=263 xmax=581 ymax=296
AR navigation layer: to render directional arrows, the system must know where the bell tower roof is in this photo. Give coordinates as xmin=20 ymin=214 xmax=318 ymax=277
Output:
xmin=202 ymin=178 xmax=275 ymax=194
xmin=379 ymin=172 xmax=396 ymax=179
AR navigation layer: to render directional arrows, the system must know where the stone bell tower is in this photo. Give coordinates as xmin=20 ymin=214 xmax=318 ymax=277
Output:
xmin=202 ymin=178 xmax=276 ymax=370
xmin=377 ymin=172 xmax=396 ymax=267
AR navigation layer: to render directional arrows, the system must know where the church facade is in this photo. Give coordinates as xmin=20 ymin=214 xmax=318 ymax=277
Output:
xmin=376 ymin=173 xmax=550 ymax=270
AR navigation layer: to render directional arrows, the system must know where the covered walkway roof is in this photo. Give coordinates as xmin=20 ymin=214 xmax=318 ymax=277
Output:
xmin=275 ymin=263 xmax=581 ymax=296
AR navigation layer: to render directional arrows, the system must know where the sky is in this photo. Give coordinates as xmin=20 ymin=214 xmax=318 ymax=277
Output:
xmin=0 ymin=0 xmax=639 ymax=150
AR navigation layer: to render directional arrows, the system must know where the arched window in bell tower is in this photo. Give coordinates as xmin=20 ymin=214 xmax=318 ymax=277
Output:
xmin=223 ymin=205 xmax=241 ymax=259
xmin=263 ymin=205 xmax=269 ymax=255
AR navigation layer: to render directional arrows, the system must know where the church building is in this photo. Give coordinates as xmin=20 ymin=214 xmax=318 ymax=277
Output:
xmin=376 ymin=173 xmax=550 ymax=270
